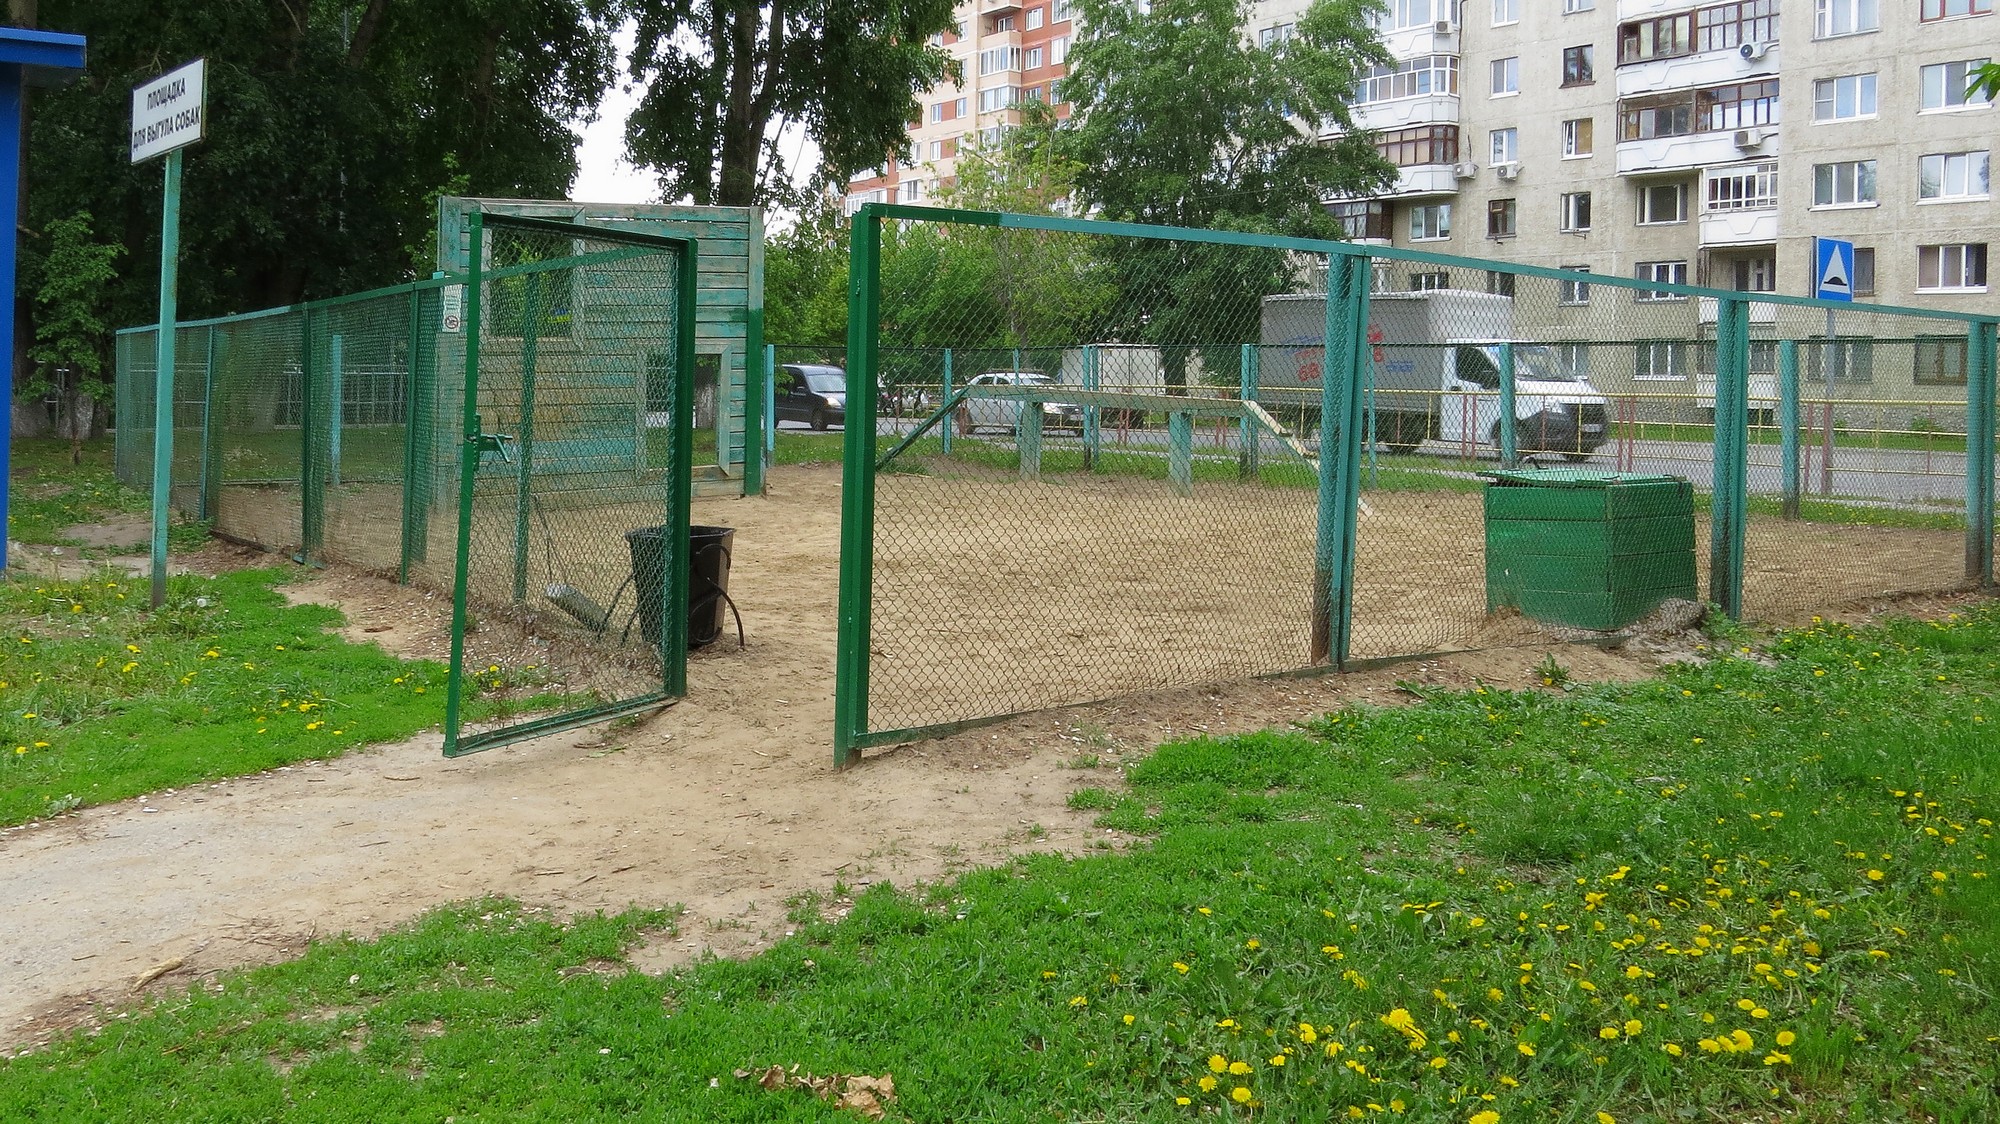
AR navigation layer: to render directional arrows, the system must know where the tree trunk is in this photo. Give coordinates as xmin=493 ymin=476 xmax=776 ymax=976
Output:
xmin=714 ymin=0 xmax=764 ymax=206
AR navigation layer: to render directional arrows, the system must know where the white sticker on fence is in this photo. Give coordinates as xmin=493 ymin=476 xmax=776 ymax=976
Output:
xmin=441 ymin=285 xmax=464 ymax=333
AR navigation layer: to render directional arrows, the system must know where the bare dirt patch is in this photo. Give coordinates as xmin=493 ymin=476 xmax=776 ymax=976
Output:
xmin=0 ymin=464 xmax=1968 ymax=1055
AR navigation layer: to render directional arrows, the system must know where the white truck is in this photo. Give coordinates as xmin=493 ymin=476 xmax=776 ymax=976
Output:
xmin=1260 ymin=290 xmax=1612 ymax=461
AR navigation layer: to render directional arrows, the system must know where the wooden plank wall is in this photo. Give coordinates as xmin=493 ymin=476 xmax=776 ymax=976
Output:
xmin=436 ymin=198 xmax=764 ymax=499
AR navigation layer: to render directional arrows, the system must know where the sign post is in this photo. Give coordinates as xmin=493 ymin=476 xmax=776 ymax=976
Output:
xmin=131 ymin=59 xmax=206 ymax=607
xmin=1812 ymin=237 xmax=1856 ymax=496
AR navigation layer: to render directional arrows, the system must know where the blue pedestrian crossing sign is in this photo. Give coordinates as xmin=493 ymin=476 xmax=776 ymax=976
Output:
xmin=1814 ymin=237 xmax=1855 ymax=302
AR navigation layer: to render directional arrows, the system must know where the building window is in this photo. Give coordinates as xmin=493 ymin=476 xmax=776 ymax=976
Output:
xmin=1705 ymin=162 xmax=1777 ymax=210
xmin=1917 ymin=243 xmax=1989 ymax=290
xmin=1487 ymin=198 xmax=1518 ymax=238
xmin=1563 ymin=45 xmax=1595 ymax=86
xmin=1485 ymin=270 xmax=1517 ymax=297
xmin=1560 ymin=191 xmax=1593 ymax=232
xmin=1370 ymin=0 xmax=1447 ymax=32
xmin=979 ymin=47 xmax=1023 ymax=76
xmin=1557 ymin=343 xmax=1591 ymax=378
xmin=927 ymin=139 xmax=944 ymax=161
xmin=994 ymin=14 xmax=1015 ymax=31
xmin=1812 ymin=160 xmax=1878 ymax=206
xmin=1027 ymin=6 xmax=1044 ymax=30
xmin=1924 ymin=0 xmax=1993 ymax=17
xmin=1731 ymin=255 xmax=1777 ymax=291
xmin=1562 ymin=118 xmax=1594 ymax=157
xmin=1565 ymin=0 xmax=1595 ymax=11
xmin=1635 ymin=340 xmax=1691 ymax=379
xmin=1493 ymin=0 xmax=1520 ymax=24
xmin=899 ymin=179 xmax=923 ymax=202
xmin=1806 ymin=338 xmax=1875 ymax=383
xmin=1490 ymin=127 xmax=1518 ymax=165
xmin=931 ymin=102 xmax=947 ymax=123
xmin=1921 ymin=60 xmax=1994 ymax=110
xmin=1354 ymin=56 xmax=1459 ymax=104
xmin=1635 ymin=260 xmax=1689 ymax=300
xmin=1919 ymin=151 xmax=1992 ymax=200
xmin=1491 ymin=56 xmax=1520 ymax=96
xmin=1814 ymin=0 xmax=1879 ymax=38
xmin=1330 ymin=200 xmax=1393 ymax=240
xmin=1852 ymin=247 xmax=1876 ymax=295
xmin=1636 ymin=182 xmax=1688 ymax=224
xmin=1376 ymin=125 xmax=1461 ymax=166
xmin=1559 ymin=267 xmax=1592 ymax=305
xmin=1260 ymin=23 xmax=1296 ymax=50
xmin=1026 ymin=46 xmax=1044 ymax=69
xmin=1409 ymin=203 xmax=1452 ymax=240
xmin=1813 ymin=74 xmax=1877 ymax=121
xmin=1915 ymin=336 xmax=1970 ymax=385
xmin=1052 ymin=0 xmax=1073 ymax=20
xmin=1619 ymin=79 xmax=1778 ymax=141
xmin=1619 ymin=1 xmax=1778 ymax=64
xmin=1410 ymin=271 xmax=1452 ymax=291
xmin=1051 ymin=37 xmax=1069 ymax=65
xmin=955 ymin=97 xmax=968 ymax=117
xmin=977 ymin=86 xmax=1020 ymax=112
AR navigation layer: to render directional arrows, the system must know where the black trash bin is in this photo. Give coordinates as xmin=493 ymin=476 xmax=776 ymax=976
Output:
xmin=624 ymin=524 xmax=734 ymax=649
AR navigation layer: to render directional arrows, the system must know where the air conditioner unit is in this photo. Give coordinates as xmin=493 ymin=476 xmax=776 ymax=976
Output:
xmin=1434 ymin=19 xmax=1455 ymax=34
xmin=1495 ymin=162 xmax=1521 ymax=181
xmin=1453 ymin=162 xmax=1479 ymax=179
xmin=1732 ymin=129 xmax=1764 ymax=150
xmin=1738 ymin=41 xmax=1772 ymax=61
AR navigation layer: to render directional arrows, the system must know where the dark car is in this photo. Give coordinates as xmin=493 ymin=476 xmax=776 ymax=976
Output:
xmin=776 ymin=364 xmax=846 ymax=430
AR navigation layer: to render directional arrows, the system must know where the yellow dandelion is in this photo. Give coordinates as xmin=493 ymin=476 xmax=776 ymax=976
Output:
xmin=1198 ymin=1075 xmax=1218 ymax=1092
xmin=1517 ymin=1043 xmax=1535 ymax=1057
xmin=1230 ymin=1087 xmax=1252 ymax=1104
xmin=1663 ymin=1043 xmax=1683 ymax=1057
xmin=1624 ymin=1019 xmax=1643 ymax=1037
xmin=1228 ymin=1060 xmax=1252 ymax=1076
xmin=1470 ymin=1112 xmax=1500 ymax=1124
xmin=1208 ymin=1055 xmax=1228 ymax=1074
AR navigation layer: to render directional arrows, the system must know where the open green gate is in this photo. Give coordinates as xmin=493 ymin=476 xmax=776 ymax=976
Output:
xmin=443 ymin=213 xmax=699 ymax=755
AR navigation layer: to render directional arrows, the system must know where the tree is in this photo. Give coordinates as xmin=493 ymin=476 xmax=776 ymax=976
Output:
xmin=1971 ymin=61 xmax=2000 ymax=101
xmin=762 ymin=197 xmax=852 ymax=348
xmin=27 ymin=212 xmax=121 ymax=460
xmin=619 ymin=0 xmax=958 ymax=207
xmin=1058 ymin=0 xmax=1393 ymax=388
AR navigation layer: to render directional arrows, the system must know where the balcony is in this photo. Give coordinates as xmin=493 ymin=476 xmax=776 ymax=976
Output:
xmin=1352 ymin=94 xmax=1459 ymax=132
xmin=1618 ymin=129 xmax=1775 ymax=175
xmin=1378 ymin=23 xmax=1459 ymax=61
xmin=1618 ymin=0 xmax=1704 ymax=17
xmin=1382 ymin=164 xmax=1461 ymax=199
xmin=1698 ymin=206 xmax=1779 ymax=246
xmin=1616 ymin=45 xmax=1777 ymax=98
xmin=982 ymin=0 xmax=1023 ymax=11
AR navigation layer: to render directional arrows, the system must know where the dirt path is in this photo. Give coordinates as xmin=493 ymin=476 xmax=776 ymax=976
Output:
xmin=0 ymin=466 xmax=1720 ymax=1053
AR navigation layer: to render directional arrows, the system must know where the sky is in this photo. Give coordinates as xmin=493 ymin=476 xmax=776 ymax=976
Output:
xmin=568 ymin=24 xmax=657 ymax=205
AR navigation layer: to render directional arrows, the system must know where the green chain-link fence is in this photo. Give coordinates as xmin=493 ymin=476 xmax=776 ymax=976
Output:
xmin=113 ymin=215 xmax=698 ymax=756
xmin=830 ymin=204 xmax=1999 ymax=762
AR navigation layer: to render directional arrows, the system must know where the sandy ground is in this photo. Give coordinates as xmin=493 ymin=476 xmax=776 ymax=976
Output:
xmin=0 ymin=464 xmax=1976 ymax=1055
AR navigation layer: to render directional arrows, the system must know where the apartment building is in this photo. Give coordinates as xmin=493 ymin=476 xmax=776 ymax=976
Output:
xmin=844 ymin=0 xmax=1079 ymax=211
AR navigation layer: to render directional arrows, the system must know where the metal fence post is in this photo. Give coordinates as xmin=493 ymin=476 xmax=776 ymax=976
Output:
xmin=1083 ymin=345 xmax=1100 ymax=471
xmin=299 ymin=306 xmax=324 ymax=563
xmin=1239 ymin=343 xmax=1259 ymax=481
xmin=940 ymin=349 xmax=954 ymax=457
xmin=762 ymin=343 xmax=777 ymax=461
xmin=1167 ymin=410 xmax=1192 ymax=495
xmin=444 ymin=213 xmax=486 ymax=757
xmin=1778 ymin=339 xmax=1800 ymax=521
xmin=1967 ymin=319 xmax=1997 ymax=586
xmin=511 ymin=274 xmax=542 ymax=603
xmin=833 ymin=207 xmax=884 ymax=768
xmin=1313 ymin=251 xmax=1370 ymax=666
xmin=199 ymin=326 xmax=219 ymax=521
xmin=329 ymin=333 xmax=345 ymax=488
xmin=1498 ymin=341 xmax=1518 ymax=469
xmin=1710 ymin=296 xmax=1749 ymax=619
xmin=1020 ymin=396 xmax=1044 ymax=480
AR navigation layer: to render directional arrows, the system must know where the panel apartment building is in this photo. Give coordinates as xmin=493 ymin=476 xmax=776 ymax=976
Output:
xmin=849 ymin=1 xmax=1993 ymax=390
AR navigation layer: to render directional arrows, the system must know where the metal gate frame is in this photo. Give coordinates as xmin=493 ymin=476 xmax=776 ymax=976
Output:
xmin=443 ymin=212 xmax=700 ymax=756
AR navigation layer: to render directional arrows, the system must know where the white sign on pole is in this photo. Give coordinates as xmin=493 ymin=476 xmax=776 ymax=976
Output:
xmin=130 ymin=59 xmax=207 ymax=164
xmin=441 ymin=285 xmax=465 ymax=333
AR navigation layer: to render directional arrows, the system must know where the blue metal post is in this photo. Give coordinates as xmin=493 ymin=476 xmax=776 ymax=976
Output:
xmin=1239 ymin=343 xmax=1259 ymax=481
xmin=1498 ymin=342 xmax=1518 ymax=469
xmin=940 ymin=349 xmax=954 ymax=456
xmin=1083 ymin=345 xmax=1100 ymax=470
xmin=1168 ymin=411 xmax=1193 ymax=495
xmin=763 ymin=344 xmax=776 ymax=456
xmin=149 ymin=148 xmax=185 ymax=606
xmin=1778 ymin=339 xmax=1800 ymax=520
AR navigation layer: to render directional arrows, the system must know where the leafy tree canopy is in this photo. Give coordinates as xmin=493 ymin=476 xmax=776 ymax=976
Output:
xmin=620 ymin=0 xmax=959 ymax=207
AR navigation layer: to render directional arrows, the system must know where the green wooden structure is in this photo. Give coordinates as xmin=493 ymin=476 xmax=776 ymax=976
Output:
xmin=1481 ymin=469 xmax=1698 ymax=631
xmin=436 ymin=198 xmax=766 ymax=497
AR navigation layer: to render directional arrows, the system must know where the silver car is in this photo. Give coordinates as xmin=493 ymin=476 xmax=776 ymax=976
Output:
xmin=956 ymin=371 xmax=1085 ymax=435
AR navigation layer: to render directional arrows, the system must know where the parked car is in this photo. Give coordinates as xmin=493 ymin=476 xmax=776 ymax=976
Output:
xmin=776 ymin=364 xmax=846 ymax=430
xmin=956 ymin=371 xmax=1085 ymax=435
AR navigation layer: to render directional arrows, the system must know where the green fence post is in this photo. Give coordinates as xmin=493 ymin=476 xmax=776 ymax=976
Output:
xmin=1020 ymin=396 xmax=1044 ymax=480
xmin=1363 ymin=342 xmax=1378 ymax=488
xmin=398 ymin=289 xmax=424 ymax=581
xmin=199 ymin=326 xmax=219 ymax=521
xmin=444 ymin=213 xmax=486 ymax=757
xmin=833 ymin=207 xmax=884 ymax=767
xmin=511 ymin=274 xmax=542 ymax=604
xmin=743 ymin=341 xmax=767 ymax=496
xmin=1967 ymin=319 xmax=1997 ymax=586
xmin=1083 ymin=345 xmax=1100 ymax=471
xmin=329 ymin=333 xmax=344 ymax=488
xmin=940 ymin=349 xmax=954 ymax=457
xmin=1168 ymin=410 xmax=1192 ymax=495
xmin=1710 ymin=296 xmax=1749 ymax=619
xmin=762 ymin=343 xmax=777 ymax=462
xmin=299 ymin=307 xmax=324 ymax=563
xmin=664 ymin=239 xmax=700 ymax=699
xmin=1313 ymin=252 xmax=1370 ymax=666
xmin=1239 ymin=343 xmax=1259 ymax=481
xmin=1498 ymin=341 xmax=1518 ymax=469
xmin=1778 ymin=339 xmax=1800 ymax=521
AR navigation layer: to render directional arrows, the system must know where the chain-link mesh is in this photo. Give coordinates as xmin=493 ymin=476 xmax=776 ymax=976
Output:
xmin=835 ymin=206 xmax=1998 ymax=752
xmin=444 ymin=217 xmax=691 ymax=754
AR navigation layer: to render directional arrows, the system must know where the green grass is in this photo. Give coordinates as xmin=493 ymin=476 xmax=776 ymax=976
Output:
xmin=8 ymin=605 xmax=1996 ymax=1121
xmin=5 ymin=438 xmax=151 ymax=546
xmin=0 ymin=568 xmax=550 ymax=826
